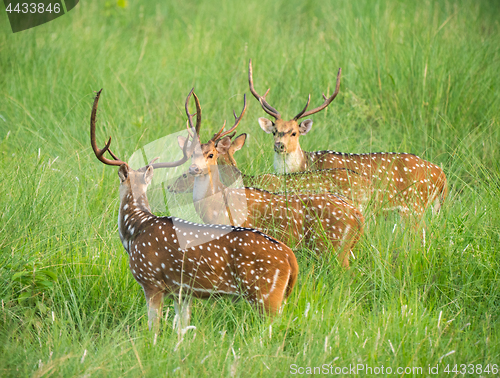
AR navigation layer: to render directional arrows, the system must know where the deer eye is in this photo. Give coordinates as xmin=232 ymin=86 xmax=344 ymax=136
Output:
xmin=291 ymin=132 xmax=297 ymax=137
xmin=208 ymin=154 xmax=214 ymax=159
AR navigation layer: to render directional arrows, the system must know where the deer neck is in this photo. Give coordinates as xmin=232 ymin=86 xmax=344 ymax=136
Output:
xmin=192 ymin=167 xmax=223 ymax=201
xmin=118 ymin=186 xmax=153 ymax=253
xmin=273 ymin=145 xmax=307 ymax=173
xmin=192 ymin=167 xmax=235 ymax=225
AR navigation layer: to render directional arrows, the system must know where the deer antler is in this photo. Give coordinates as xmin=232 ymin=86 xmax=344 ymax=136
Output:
xmin=294 ymin=68 xmax=342 ymax=120
xmin=90 ymin=89 xmax=127 ymax=167
xmin=226 ymin=130 xmax=237 ymax=140
xmin=211 ymin=94 xmax=247 ymax=142
xmin=138 ymin=134 xmax=191 ymax=171
xmin=248 ymin=60 xmax=281 ymax=120
xmin=91 ymin=89 xmax=189 ymax=171
xmin=185 ymin=88 xmax=202 ymax=140
xmin=213 ymin=114 xmax=237 ymax=143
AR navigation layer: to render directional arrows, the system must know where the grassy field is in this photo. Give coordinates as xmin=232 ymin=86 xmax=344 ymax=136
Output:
xmin=1 ymin=0 xmax=500 ymax=376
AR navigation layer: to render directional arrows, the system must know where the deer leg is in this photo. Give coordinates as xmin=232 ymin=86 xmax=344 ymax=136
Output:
xmin=180 ymin=297 xmax=192 ymax=330
xmin=332 ymin=216 xmax=363 ymax=268
xmin=309 ymin=218 xmax=350 ymax=268
xmin=339 ymin=222 xmax=362 ymax=268
xmin=432 ymin=197 xmax=441 ymax=214
xmin=268 ymin=270 xmax=291 ymax=316
xmin=251 ymin=268 xmax=290 ymax=317
xmin=143 ymin=286 xmax=164 ymax=332
xmin=173 ymin=299 xmax=180 ymax=331
xmin=337 ymin=238 xmax=351 ymax=268
xmin=397 ymin=199 xmax=428 ymax=246
xmin=173 ymin=296 xmax=192 ymax=333
xmin=413 ymin=217 xmax=428 ymax=247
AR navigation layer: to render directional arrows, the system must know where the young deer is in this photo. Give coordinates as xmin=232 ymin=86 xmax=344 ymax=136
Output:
xmin=248 ymin=60 xmax=448 ymax=216
xmin=90 ymin=89 xmax=299 ymax=332
xmin=177 ymin=89 xmax=364 ymax=268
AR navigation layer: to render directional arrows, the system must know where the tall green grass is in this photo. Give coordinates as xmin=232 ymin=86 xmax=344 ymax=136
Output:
xmin=1 ymin=0 xmax=499 ymax=376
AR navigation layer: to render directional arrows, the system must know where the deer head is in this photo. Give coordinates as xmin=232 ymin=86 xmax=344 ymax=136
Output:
xmin=177 ymin=89 xmax=247 ymax=178
xmin=248 ymin=60 xmax=341 ymax=172
xmin=90 ymin=89 xmax=190 ymax=203
xmin=175 ymin=89 xmax=248 ymax=225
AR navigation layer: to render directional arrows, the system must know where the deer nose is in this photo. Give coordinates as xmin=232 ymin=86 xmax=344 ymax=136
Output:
xmin=274 ymin=142 xmax=286 ymax=153
xmin=189 ymin=164 xmax=202 ymax=176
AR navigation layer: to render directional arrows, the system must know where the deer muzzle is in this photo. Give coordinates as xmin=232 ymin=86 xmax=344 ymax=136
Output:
xmin=274 ymin=142 xmax=286 ymax=154
xmin=189 ymin=164 xmax=203 ymax=176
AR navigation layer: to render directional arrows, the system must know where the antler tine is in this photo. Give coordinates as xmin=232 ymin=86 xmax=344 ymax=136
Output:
xmin=107 ymin=148 xmax=120 ymax=161
xmin=192 ymin=92 xmax=202 ymax=137
xmin=140 ymin=133 xmax=191 ymax=171
xmin=185 ymin=88 xmax=203 ymax=146
xmin=248 ymin=59 xmax=281 ymax=119
xmin=185 ymin=88 xmax=196 ymax=132
xmin=186 ymin=120 xmax=195 ymax=138
xmin=213 ymin=94 xmax=247 ymax=141
xmin=90 ymin=89 xmax=126 ymax=167
xmin=292 ymin=94 xmax=311 ymax=120
xmin=215 ymin=115 xmax=237 ymax=142
xmin=211 ymin=120 xmax=227 ymax=142
xmin=296 ymin=67 xmax=342 ymax=120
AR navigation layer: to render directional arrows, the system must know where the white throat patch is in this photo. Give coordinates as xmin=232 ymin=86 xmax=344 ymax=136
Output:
xmin=273 ymin=150 xmax=304 ymax=173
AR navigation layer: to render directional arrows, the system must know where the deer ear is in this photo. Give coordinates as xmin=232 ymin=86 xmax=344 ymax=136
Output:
xmin=143 ymin=165 xmax=154 ymax=185
xmin=216 ymin=136 xmax=232 ymax=154
xmin=298 ymin=119 xmax=313 ymax=135
xmin=118 ymin=164 xmax=129 ymax=182
xmin=230 ymin=133 xmax=247 ymax=153
xmin=177 ymin=136 xmax=192 ymax=151
xmin=258 ymin=117 xmax=274 ymax=134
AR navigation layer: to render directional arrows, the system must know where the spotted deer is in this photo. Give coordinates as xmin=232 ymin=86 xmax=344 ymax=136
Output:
xmin=90 ymin=89 xmax=299 ymax=332
xmin=165 ymin=132 xmax=239 ymax=194
xmin=177 ymin=89 xmax=364 ymax=268
xmin=248 ymin=60 xmax=448 ymax=216
xmin=167 ymin=134 xmax=372 ymax=212
xmin=215 ymin=133 xmax=374 ymax=212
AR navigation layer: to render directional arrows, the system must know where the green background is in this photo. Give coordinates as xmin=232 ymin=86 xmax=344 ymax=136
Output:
xmin=0 ymin=0 xmax=499 ymax=376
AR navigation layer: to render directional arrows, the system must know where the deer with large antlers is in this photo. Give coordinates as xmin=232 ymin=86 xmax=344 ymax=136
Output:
xmin=167 ymin=133 xmax=373 ymax=212
xmin=216 ymin=133 xmax=374 ymax=212
xmin=90 ymin=89 xmax=299 ymax=333
xmin=248 ymin=60 xmax=448 ymax=216
xmin=177 ymin=89 xmax=364 ymax=268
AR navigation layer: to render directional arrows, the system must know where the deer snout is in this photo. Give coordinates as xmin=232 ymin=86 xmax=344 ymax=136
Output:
xmin=274 ymin=142 xmax=286 ymax=153
xmin=189 ymin=164 xmax=203 ymax=176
